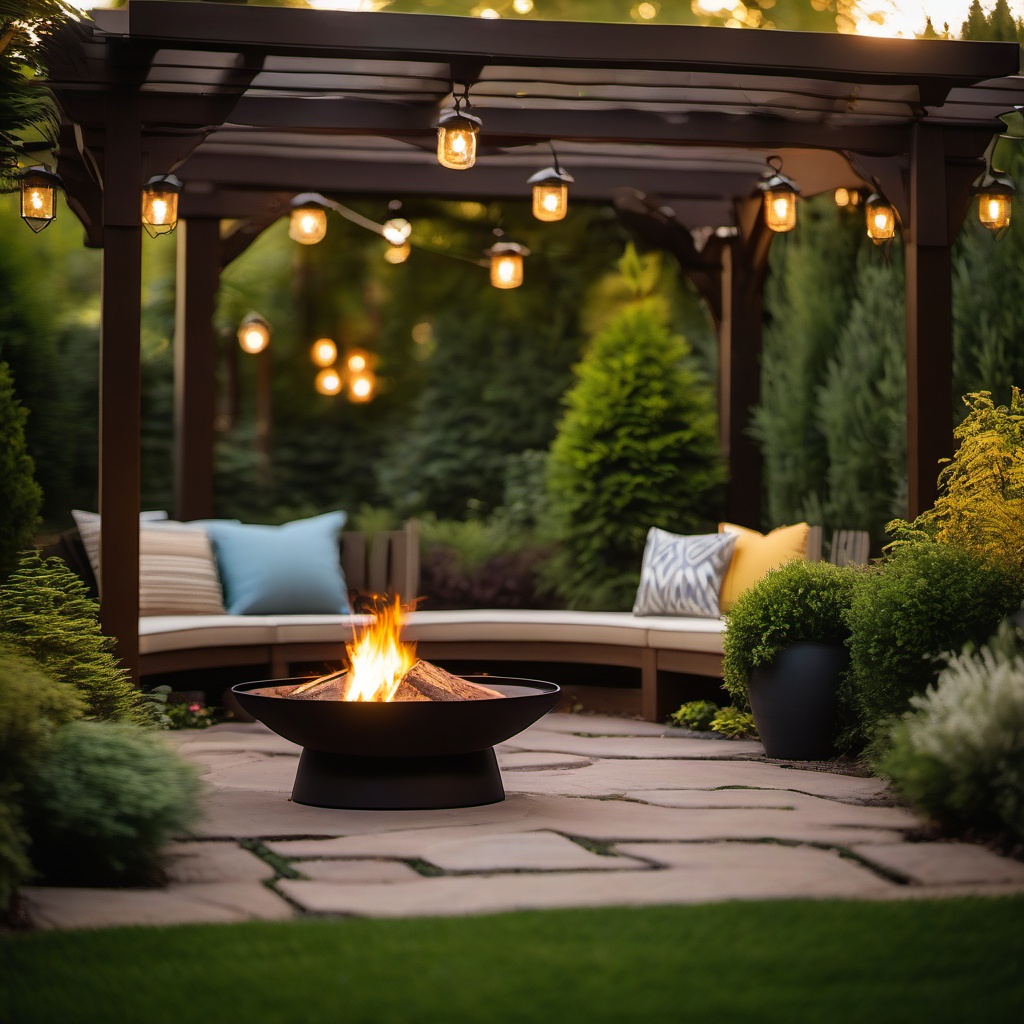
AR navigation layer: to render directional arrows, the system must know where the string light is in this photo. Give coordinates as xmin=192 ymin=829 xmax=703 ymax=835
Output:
xmin=311 ymin=338 xmax=337 ymax=367
xmin=237 ymin=313 xmax=271 ymax=354
xmin=757 ymin=156 xmax=799 ymax=233
xmin=141 ymin=174 xmax=182 ymax=238
xmin=435 ymin=86 xmax=482 ymax=170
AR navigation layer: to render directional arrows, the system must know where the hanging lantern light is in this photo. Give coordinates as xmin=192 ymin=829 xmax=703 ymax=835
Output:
xmin=315 ymin=367 xmax=343 ymax=396
xmin=834 ymin=187 xmax=851 ymax=208
xmin=140 ymin=174 xmax=182 ymax=238
xmin=311 ymin=338 xmax=337 ymax=367
xmin=237 ymin=313 xmax=271 ymax=354
xmin=757 ymin=156 xmax=800 ymax=233
xmin=486 ymin=241 xmax=529 ymax=289
xmin=348 ymin=370 xmax=376 ymax=403
xmin=971 ymin=171 xmax=1015 ymax=234
xmin=382 ymin=217 xmax=412 ymax=262
xmin=528 ymin=147 xmax=574 ymax=222
xmin=865 ymin=193 xmax=896 ymax=244
xmin=435 ymin=86 xmax=482 ymax=170
xmin=17 ymin=166 xmax=61 ymax=232
xmin=289 ymin=195 xmax=329 ymax=245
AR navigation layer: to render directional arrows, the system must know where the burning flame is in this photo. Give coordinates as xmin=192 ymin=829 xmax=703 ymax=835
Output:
xmin=342 ymin=599 xmax=417 ymax=702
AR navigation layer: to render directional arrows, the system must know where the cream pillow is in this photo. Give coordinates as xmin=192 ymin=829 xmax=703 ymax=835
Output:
xmin=72 ymin=510 xmax=226 ymax=617
xmin=717 ymin=521 xmax=810 ymax=613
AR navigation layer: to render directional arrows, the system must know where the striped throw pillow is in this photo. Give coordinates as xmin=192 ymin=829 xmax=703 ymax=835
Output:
xmin=632 ymin=528 xmax=735 ymax=618
xmin=72 ymin=511 xmax=226 ymax=617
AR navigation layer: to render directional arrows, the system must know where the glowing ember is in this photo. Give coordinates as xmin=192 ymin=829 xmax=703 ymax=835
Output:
xmin=342 ymin=599 xmax=417 ymax=702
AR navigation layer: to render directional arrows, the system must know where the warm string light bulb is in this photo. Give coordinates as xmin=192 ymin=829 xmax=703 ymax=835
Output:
xmin=486 ymin=241 xmax=529 ymax=289
xmin=346 ymin=349 xmax=370 ymax=374
xmin=348 ymin=371 xmax=376 ymax=403
xmin=315 ymin=367 xmax=343 ymax=396
xmin=973 ymin=172 xmax=1015 ymax=234
xmin=237 ymin=314 xmax=271 ymax=354
xmin=17 ymin=167 xmax=60 ymax=232
xmin=435 ymin=95 xmax=482 ymax=171
xmin=311 ymin=338 xmax=337 ymax=367
xmin=290 ymin=206 xmax=327 ymax=244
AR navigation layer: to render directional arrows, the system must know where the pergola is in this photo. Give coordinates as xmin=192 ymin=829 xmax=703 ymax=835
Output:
xmin=43 ymin=1 xmax=1023 ymax=676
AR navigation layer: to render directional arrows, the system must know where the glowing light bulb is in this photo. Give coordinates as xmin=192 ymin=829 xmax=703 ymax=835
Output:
xmin=315 ymin=368 xmax=343 ymax=396
xmin=346 ymin=351 xmax=368 ymax=373
xmin=30 ymin=191 xmax=43 ymax=211
xmin=513 ymin=0 xmax=533 ymax=11
xmin=835 ymin=187 xmax=850 ymax=207
xmin=311 ymin=338 xmax=337 ymax=367
xmin=289 ymin=206 xmax=327 ymax=244
xmin=348 ymin=371 xmax=376 ymax=402
xmin=237 ymin=315 xmax=271 ymax=354
xmin=435 ymin=107 xmax=481 ymax=170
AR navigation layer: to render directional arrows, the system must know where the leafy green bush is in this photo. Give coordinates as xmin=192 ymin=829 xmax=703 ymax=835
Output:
xmin=0 ymin=361 xmax=42 ymax=583
xmin=0 ymin=651 xmax=83 ymax=910
xmin=710 ymin=707 xmax=758 ymax=739
xmin=546 ymin=299 xmax=723 ymax=610
xmin=23 ymin=721 xmax=202 ymax=885
xmin=722 ymin=560 xmax=859 ymax=708
xmin=0 ymin=650 xmax=83 ymax=777
xmin=847 ymin=540 xmax=1023 ymax=738
xmin=669 ymin=699 xmax=719 ymax=731
xmin=875 ymin=621 xmax=1024 ymax=841
xmin=0 ymin=550 xmax=156 ymax=725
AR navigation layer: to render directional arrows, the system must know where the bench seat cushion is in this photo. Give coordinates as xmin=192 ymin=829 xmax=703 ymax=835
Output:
xmin=642 ymin=615 xmax=726 ymax=654
xmin=140 ymin=615 xmax=280 ymax=655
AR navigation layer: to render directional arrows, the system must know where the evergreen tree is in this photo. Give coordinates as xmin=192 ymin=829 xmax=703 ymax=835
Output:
xmin=0 ymin=551 xmax=155 ymax=725
xmin=751 ymin=195 xmax=863 ymax=527
xmin=960 ymin=0 xmax=990 ymax=39
xmin=545 ymin=297 xmax=724 ymax=610
xmin=817 ymin=248 xmax=907 ymax=538
xmin=0 ymin=361 xmax=42 ymax=582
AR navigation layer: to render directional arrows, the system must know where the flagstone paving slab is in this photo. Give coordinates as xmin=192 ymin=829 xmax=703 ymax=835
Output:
xmin=23 ymin=882 xmax=293 ymax=930
xmin=276 ymin=844 xmax=894 ymax=918
xmin=849 ymin=841 xmax=1024 ymax=885
xmin=296 ymin=860 xmax=424 ymax=884
xmin=497 ymin=750 xmax=592 ymax=770
xmin=506 ymin=732 xmax=765 ymax=759
xmin=524 ymin=715 xmax=694 ymax=737
xmin=164 ymin=841 xmax=276 ymax=884
xmin=502 ymin=758 xmax=890 ymax=802
xmin=268 ymin=827 xmax=648 ymax=872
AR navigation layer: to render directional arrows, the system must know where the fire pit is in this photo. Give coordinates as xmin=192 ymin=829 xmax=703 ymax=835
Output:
xmin=230 ymin=601 xmax=559 ymax=810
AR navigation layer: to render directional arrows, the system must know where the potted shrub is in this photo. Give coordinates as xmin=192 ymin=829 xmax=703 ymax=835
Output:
xmin=723 ymin=560 xmax=859 ymax=759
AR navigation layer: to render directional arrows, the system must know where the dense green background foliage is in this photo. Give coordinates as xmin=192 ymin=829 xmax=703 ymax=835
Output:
xmin=545 ymin=295 xmax=723 ymax=610
xmin=846 ymin=541 xmax=1024 ymax=738
xmin=0 ymin=361 xmax=41 ymax=580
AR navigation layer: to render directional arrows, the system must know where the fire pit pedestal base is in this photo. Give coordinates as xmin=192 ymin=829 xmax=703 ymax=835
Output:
xmin=293 ymin=747 xmax=503 ymax=810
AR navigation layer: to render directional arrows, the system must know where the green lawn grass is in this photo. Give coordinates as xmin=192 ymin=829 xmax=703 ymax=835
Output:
xmin=3 ymin=896 xmax=1022 ymax=1024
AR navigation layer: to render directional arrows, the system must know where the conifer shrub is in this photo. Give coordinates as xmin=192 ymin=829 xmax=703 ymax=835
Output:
xmin=846 ymin=541 xmax=1023 ymax=739
xmin=0 ymin=361 xmax=43 ymax=583
xmin=0 ymin=551 xmax=156 ymax=725
xmin=22 ymin=721 xmax=202 ymax=886
xmin=875 ymin=621 xmax=1024 ymax=841
xmin=545 ymin=301 xmax=723 ymax=610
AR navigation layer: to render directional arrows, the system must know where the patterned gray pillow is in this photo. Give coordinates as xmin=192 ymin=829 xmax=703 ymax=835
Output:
xmin=632 ymin=528 xmax=736 ymax=618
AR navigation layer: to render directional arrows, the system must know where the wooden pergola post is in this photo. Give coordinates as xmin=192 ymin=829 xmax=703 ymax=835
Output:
xmin=904 ymin=123 xmax=954 ymax=519
xmin=98 ymin=90 xmax=143 ymax=679
xmin=173 ymin=217 xmax=222 ymax=521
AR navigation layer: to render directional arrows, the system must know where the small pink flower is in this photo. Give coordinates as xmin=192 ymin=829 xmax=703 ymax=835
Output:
xmin=189 ymin=703 xmax=202 ymax=712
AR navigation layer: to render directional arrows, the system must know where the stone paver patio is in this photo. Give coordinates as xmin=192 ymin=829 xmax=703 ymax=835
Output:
xmin=23 ymin=713 xmax=1024 ymax=930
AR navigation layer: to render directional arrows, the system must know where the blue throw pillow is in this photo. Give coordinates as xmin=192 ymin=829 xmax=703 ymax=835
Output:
xmin=206 ymin=511 xmax=351 ymax=615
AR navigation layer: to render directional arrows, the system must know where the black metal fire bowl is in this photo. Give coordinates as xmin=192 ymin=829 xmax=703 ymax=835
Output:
xmin=231 ymin=675 xmax=560 ymax=811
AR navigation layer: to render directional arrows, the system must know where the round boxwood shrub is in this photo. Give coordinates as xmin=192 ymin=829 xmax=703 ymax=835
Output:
xmin=23 ymin=721 xmax=202 ymax=886
xmin=875 ymin=621 xmax=1024 ymax=841
xmin=722 ymin=559 xmax=859 ymax=710
xmin=847 ymin=540 xmax=1024 ymax=739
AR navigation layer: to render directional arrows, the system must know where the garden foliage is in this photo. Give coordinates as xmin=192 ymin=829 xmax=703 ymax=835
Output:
xmin=876 ymin=620 xmax=1024 ymax=841
xmin=891 ymin=390 xmax=1024 ymax=573
xmin=546 ymin=296 xmax=723 ymax=610
xmin=0 ymin=361 xmax=42 ymax=582
xmin=0 ymin=550 xmax=156 ymax=724
xmin=846 ymin=541 xmax=1023 ymax=738
xmin=709 ymin=706 xmax=758 ymax=739
xmin=722 ymin=559 xmax=858 ymax=709
xmin=22 ymin=721 xmax=202 ymax=885
xmin=669 ymin=699 xmax=719 ymax=732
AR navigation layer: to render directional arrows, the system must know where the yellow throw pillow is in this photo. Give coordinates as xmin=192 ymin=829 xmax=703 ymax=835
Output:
xmin=717 ymin=522 xmax=810 ymax=613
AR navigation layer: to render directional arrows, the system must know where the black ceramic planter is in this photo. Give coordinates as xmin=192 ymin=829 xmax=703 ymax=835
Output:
xmin=747 ymin=642 xmax=847 ymax=760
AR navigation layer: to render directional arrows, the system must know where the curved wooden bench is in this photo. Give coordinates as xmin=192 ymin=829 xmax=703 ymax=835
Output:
xmin=139 ymin=609 xmax=726 ymax=722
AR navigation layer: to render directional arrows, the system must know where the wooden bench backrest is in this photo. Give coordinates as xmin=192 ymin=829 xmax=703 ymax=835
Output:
xmin=341 ymin=519 xmax=420 ymax=601
xmin=806 ymin=526 xmax=870 ymax=566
